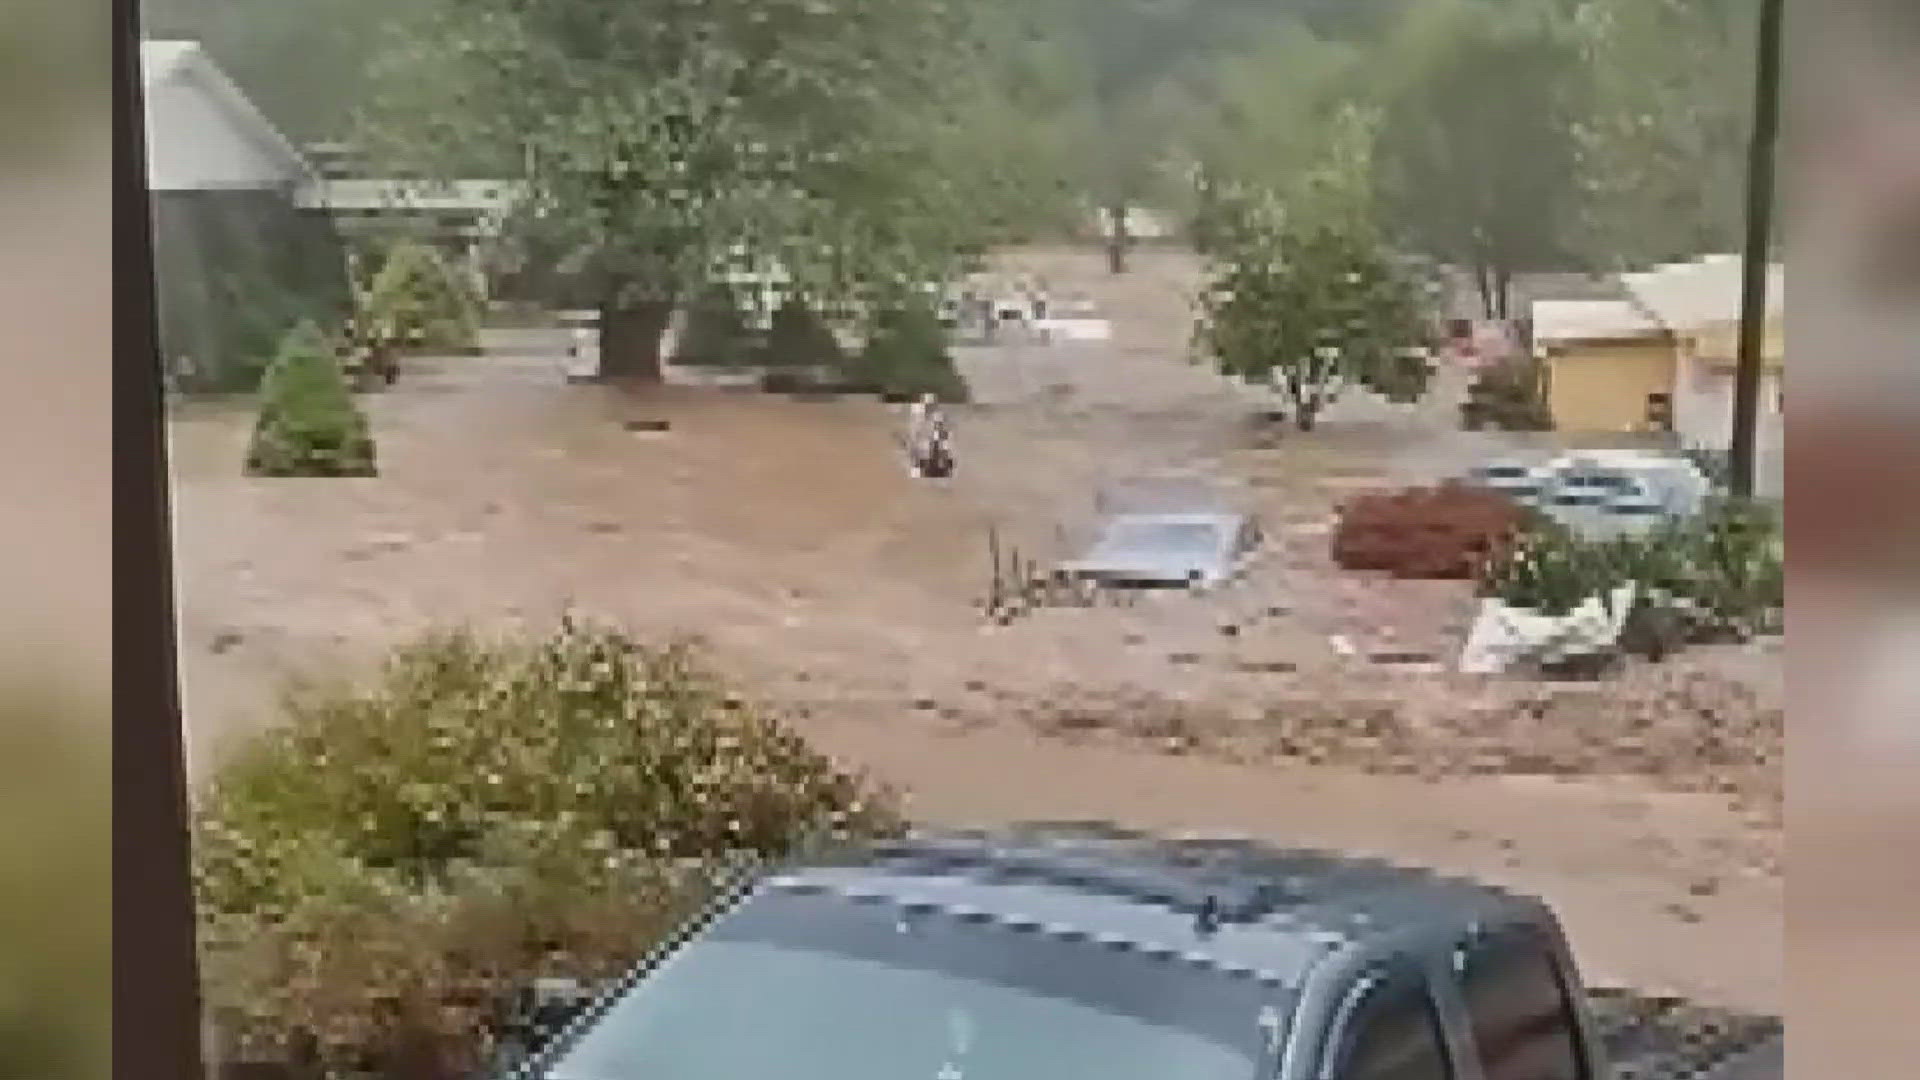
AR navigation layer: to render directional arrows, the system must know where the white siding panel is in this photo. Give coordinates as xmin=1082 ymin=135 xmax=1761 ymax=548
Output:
xmin=144 ymin=77 xmax=292 ymax=191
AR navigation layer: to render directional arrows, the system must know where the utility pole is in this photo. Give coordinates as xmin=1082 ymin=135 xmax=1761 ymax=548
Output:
xmin=117 ymin=1 xmax=207 ymax=1076
xmin=1730 ymin=0 xmax=1784 ymax=499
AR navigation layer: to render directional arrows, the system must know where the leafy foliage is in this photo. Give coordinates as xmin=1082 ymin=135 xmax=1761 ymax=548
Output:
xmin=1479 ymin=497 xmax=1784 ymax=648
xmin=672 ymin=287 xmax=761 ymax=368
xmin=195 ymin=619 xmax=901 ymax=1071
xmin=352 ymin=240 xmax=483 ymax=354
xmin=355 ymin=0 xmax=998 ymax=375
xmin=1462 ymin=356 xmax=1555 ymax=430
xmin=844 ymin=300 xmax=970 ymax=403
xmin=243 ymin=322 xmax=378 ymax=477
xmin=758 ymin=297 xmax=846 ymax=369
xmin=1371 ymin=1 xmax=1593 ymax=314
xmin=1193 ymin=111 xmax=1436 ymax=430
xmin=1567 ymin=0 xmax=1757 ymax=268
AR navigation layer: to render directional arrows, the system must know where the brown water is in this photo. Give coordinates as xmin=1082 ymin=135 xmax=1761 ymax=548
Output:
xmin=165 ymin=246 xmax=1780 ymax=1012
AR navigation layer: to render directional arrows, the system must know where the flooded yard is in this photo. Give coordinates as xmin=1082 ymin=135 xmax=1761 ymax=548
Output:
xmin=167 ymin=246 xmax=1781 ymax=1012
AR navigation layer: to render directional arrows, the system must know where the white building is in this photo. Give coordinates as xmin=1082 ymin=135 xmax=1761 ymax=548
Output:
xmin=141 ymin=40 xmax=317 ymax=194
xmin=141 ymin=40 xmax=350 ymax=388
xmin=1619 ymin=255 xmax=1784 ymax=497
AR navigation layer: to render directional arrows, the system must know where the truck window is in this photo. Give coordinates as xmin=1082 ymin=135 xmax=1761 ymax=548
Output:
xmin=1326 ymin=973 xmax=1453 ymax=1080
xmin=1456 ymin=931 xmax=1587 ymax=1080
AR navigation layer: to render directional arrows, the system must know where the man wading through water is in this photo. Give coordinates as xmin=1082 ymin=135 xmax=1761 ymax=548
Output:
xmin=902 ymin=393 xmax=955 ymax=479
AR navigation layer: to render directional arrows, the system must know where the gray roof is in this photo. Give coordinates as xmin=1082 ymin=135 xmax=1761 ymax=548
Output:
xmin=1531 ymin=298 xmax=1669 ymax=344
xmin=766 ymin=824 xmax=1536 ymax=989
xmin=1620 ymin=254 xmax=1784 ymax=330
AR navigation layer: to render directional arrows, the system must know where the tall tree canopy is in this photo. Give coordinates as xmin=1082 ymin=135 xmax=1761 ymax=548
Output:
xmin=1370 ymin=0 xmax=1591 ymax=318
xmin=355 ymin=0 xmax=998 ymax=379
xmin=1568 ymin=0 xmax=1758 ymax=268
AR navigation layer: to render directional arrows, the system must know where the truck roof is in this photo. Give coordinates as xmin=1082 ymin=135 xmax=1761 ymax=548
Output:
xmin=761 ymin=823 xmax=1545 ymax=992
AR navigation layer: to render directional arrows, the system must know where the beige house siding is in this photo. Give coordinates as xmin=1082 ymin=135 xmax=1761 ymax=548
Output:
xmin=1545 ymin=340 xmax=1678 ymax=433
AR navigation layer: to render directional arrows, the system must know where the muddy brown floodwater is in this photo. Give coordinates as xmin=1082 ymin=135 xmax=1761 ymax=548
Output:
xmin=166 ymin=246 xmax=1780 ymax=1013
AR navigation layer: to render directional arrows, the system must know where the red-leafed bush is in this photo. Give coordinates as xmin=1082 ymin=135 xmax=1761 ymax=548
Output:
xmin=1332 ymin=483 xmax=1526 ymax=579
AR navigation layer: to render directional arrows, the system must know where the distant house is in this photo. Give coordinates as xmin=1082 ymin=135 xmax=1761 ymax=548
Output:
xmin=1619 ymin=255 xmax=1784 ymax=456
xmin=1530 ymin=297 xmax=1676 ymax=435
xmin=1530 ymin=254 xmax=1784 ymax=497
xmin=142 ymin=40 xmax=350 ymax=391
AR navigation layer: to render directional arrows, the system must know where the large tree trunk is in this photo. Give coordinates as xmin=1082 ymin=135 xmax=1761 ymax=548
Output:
xmin=1105 ymin=202 xmax=1130 ymax=275
xmin=1473 ymin=261 xmax=1496 ymax=321
xmin=596 ymin=297 xmax=674 ymax=383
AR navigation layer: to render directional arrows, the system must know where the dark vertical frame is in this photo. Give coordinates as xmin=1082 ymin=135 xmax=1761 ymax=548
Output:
xmin=115 ymin=0 xmax=207 ymax=1075
xmin=1730 ymin=0 xmax=1784 ymax=498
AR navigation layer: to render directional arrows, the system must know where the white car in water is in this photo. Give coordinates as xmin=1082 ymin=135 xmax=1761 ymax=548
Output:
xmin=1053 ymin=511 xmax=1263 ymax=591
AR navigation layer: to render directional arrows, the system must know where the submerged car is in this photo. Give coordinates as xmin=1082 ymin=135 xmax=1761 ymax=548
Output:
xmin=1054 ymin=511 xmax=1263 ymax=590
xmin=1464 ymin=459 xmax=1551 ymax=507
xmin=1464 ymin=451 xmax=1711 ymax=538
xmin=495 ymin=826 xmax=1783 ymax=1080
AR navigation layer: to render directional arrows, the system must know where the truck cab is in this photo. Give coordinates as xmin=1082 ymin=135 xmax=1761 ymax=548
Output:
xmin=496 ymin=825 xmax=1779 ymax=1080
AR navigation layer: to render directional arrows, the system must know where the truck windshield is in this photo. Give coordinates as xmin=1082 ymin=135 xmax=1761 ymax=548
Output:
xmin=540 ymin=887 xmax=1278 ymax=1080
xmin=544 ymin=940 xmax=1258 ymax=1080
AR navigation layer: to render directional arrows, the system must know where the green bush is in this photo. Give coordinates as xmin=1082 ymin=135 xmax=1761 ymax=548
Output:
xmin=674 ymin=286 xmax=760 ymax=367
xmin=758 ymin=297 xmax=844 ymax=369
xmin=355 ymin=240 xmax=482 ymax=354
xmin=844 ymin=301 xmax=970 ymax=402
xmin=1478 ymin=498 xmax=1784 ymax=651
xmin=1462 ymin=359 xmax=1554 ymax=431
xmin=195 ymin=619 xmax=899 ymax=1072
xmin=243 ymin=322 xmax=378 ymax=477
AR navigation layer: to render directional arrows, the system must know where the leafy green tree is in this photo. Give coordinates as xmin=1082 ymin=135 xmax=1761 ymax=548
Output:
xmin=1371 ymin=0 xmax=1591 ymax=318
xmin=355 ymin=0 xmax=993 ymax=383
xmin=244 ymin=322 xmax=377 ymax=477
xmin=1195 ymin=111 xmax=1435 ymax=431
xmin=141 ymin=0 xmax=423 ymax=143
xmin=1567 ymin=0 xmax=1756 ymax=268
xmin=1184 ymin=26 xmax=1363 ymax=193
xmin=1026 ymin=0 xmax=1290 ymax=271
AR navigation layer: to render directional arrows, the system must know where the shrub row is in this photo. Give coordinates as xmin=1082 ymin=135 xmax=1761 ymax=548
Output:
xmin=678 ymin=291 xmax=970 ymax=403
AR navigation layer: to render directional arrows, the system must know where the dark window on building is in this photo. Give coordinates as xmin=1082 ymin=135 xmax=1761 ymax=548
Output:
xmin=1645 ymin=392 xmax=1674 ymax=430
xmin=1327 ymin=972 xmax=1454 ymax=1080
xmin=1456 ymin=931 xmax=1587 ymax=1080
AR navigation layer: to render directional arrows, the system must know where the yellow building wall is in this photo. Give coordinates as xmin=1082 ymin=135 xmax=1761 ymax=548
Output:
xmin=1546 ymin=342 xmax=1678 ymax=433
xmin=1686 ymin=316 xmax=1784 ymax=367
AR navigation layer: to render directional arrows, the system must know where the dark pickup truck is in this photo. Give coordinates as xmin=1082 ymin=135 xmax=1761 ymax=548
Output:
xmin=492 ymin=823 xmax=1782 ymax=1080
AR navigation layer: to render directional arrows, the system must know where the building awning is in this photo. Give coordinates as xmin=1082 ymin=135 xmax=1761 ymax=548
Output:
xmin=1620 ymin=254 xmax=1784 ymax=332
xmin=1686 ymin=317 xmax=1785 ymax=368
xmin=1530 ymin=299 xmax=1669 ymax=348
xmin=295 ymin=177 xmax=521 ymax=214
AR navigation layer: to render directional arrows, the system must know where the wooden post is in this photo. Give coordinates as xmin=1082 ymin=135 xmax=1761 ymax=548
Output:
xmin=1729 ymin=0 xmax=1783 ymax=499
xmin=117 ymin=4 xmax=206 ymax=1076
xmin=986 ymin=527 xmax=1003 ymax=613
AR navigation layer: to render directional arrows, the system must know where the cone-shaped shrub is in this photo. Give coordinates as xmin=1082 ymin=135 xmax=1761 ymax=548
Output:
xmin=357 ymin=240 xmax=481 ymax=353
xmin=244 ymin=321 xmax=378 ymax=477
xmin=673 ymin=286 xmax=758 ymax=366
xmin=757 ymin=297 xmax=844 ymax=369
xmin=845 ymin=300 xmax=969 ymax=402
